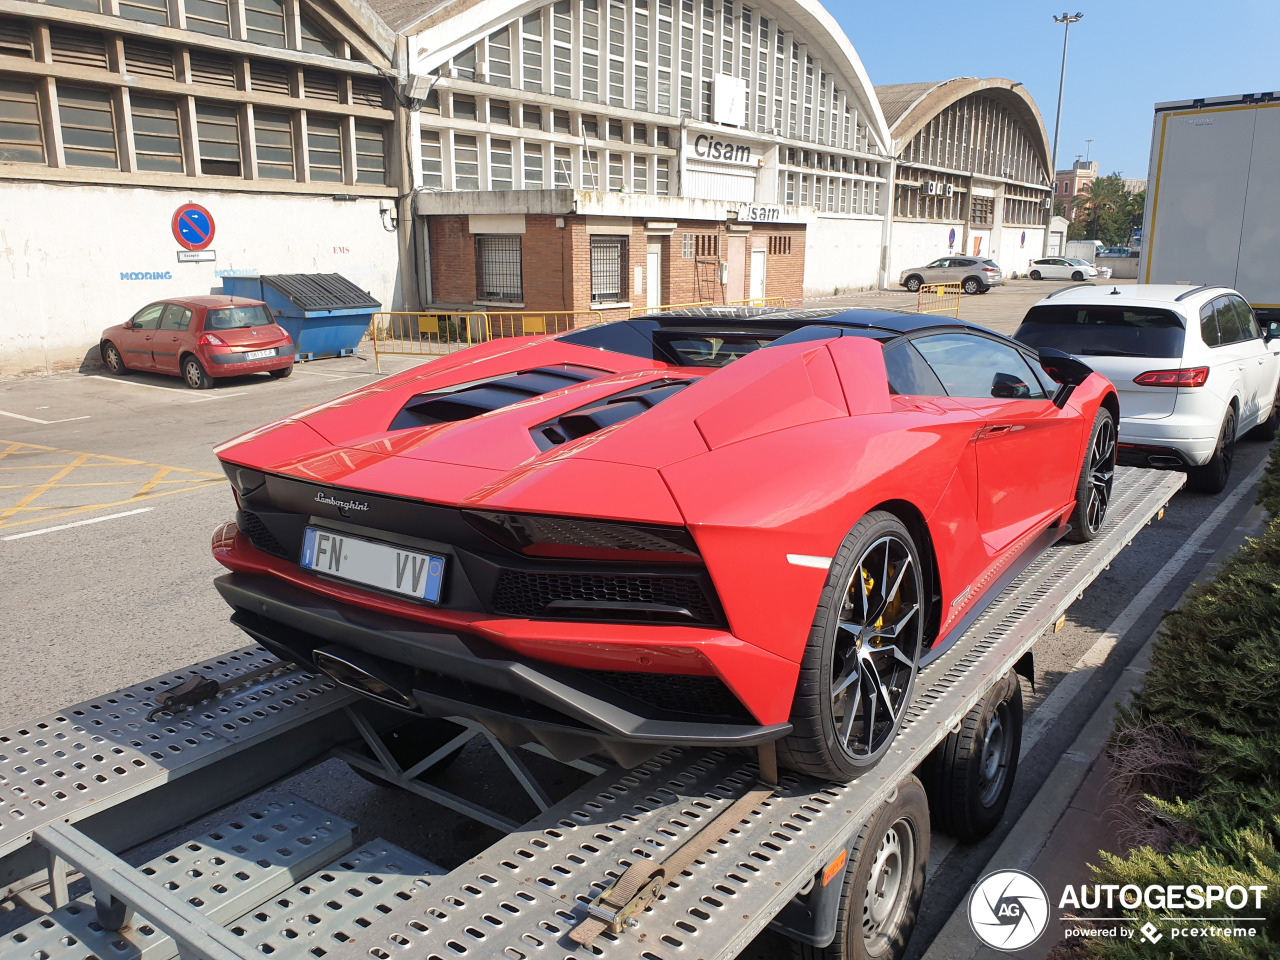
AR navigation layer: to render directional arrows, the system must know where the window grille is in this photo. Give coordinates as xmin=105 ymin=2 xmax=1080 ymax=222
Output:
xmin=304 ymin=70 xmax=340 ymax=103
xmin=0 ymin=77 xmax=43 ymax=163
xmin=60 ymin=86 xmax=118 ymax=169
xmin=131 ymin=95 xmax=183 ymax=172
xmin=350 ymin=78 xmax=385 ymax=108
xmin=522 ymin=105 xmax=542 ymax=129
xmin=51 ymin=28 xmax=108 ymax=69
xmin=250 ymin=60 xmax=289 ymax=95
xmin=355 ymin=121 xmax=385 ymax=184
xmin=768 ymin=235 xmax=791 ymax=255
xmin=255 ymin=110 xmax=293 ymax=179
xmin=0 ymin=18 xmax=34 ymax=59
xmin=970 ymin=195 xmax=994 ymax=226
xmin=489 ymin=100 xmax=511 ymax=125
xmin=590 ymin=236 xmax=627 ymax=302
xmin=125 ymin=40 xmax=174 ymax=79
xmin=190 ymin=51 xmax=235 ymax=87
xmin=683 ymin=233 xmax=717 ymax=258
xmin=452 ymin=94 xmax=476 ymax=121
xmin=306 ymin=114 xmax=342 ymax=181
xmin=476 ymin=236 xmax=523 ymax=302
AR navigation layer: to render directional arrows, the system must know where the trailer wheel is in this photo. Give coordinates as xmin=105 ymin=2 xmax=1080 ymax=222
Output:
xmin=921 ymin=670 xmax=1022 ymax=842
xmin=797 ymin=776 xmax=929 ymax=960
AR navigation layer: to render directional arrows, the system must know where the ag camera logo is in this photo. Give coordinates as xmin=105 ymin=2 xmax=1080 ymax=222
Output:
xmin=968 ymin=870 xmax=1050 ymax=951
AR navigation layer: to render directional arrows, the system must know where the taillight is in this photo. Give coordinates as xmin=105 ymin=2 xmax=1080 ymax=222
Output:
xmin=464 ymin=511 xmax=701 ymax=563
xmin=199 ymin=332 xmax=226 ymax=346
xmin=1133 ymin=367 xmax=1209 ymax=388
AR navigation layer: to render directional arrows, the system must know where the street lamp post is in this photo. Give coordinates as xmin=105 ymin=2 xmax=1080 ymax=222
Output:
xmin=1044 ymin=12 xmax=1082 ymax=257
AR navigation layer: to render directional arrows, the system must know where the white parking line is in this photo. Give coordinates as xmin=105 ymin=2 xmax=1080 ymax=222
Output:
xmin=1018 ymin=457 xmax=1268 ymax=760
xmin=0 ymin=409 xmax=91 ymax=424
xmin=187 ymin=391 xmax=248 ymax=403
xmin=291 ymin=369 xmax=362 ymax=380
xmin=87 ymin=375 xmax=177 ymax=393
xmin=2 ymin=507 xmax=152 ymax=541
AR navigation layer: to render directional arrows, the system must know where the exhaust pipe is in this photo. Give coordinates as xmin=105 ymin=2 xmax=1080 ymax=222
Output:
xmin=1146 ymin=455 xmax=1183 ymax=467
xmin=313 ymin=646 xmax=420 ymax=712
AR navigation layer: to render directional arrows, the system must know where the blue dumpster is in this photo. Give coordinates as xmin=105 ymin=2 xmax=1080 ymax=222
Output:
xmin=221 ymin=274 xmax=380 ymax=361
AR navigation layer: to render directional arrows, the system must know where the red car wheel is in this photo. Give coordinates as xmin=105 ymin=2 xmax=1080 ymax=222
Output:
xmin=779 ymin=511 xmax=925 ymax=781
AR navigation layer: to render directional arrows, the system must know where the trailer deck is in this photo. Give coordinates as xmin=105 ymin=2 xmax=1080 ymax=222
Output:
xmin=0 ymin=467 xmax=1185 ymax=960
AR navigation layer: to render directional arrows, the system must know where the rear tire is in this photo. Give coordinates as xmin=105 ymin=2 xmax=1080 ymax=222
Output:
xmin=102 ymin=341 xmax=128 ymax=375
xmin=1064 ymin=407 xmax=1116 ymax=542
xmin=1029 ymin=270 xmax=1042 ymax=281
xmin=904 ymin=276 xmax=922 ymax=293
xmin=962 ymin=277 xmax=981 ymax=295
xmin=182 ymin=354 xmax=213 ymax=390
xmin=921 ymin=671 xmax=1022 ymax=843
xmin=1189 ymin=407 xmax=1237 ymax=494
xmin=268 ymin=364 xmax=294 ymax=379
xmin=796 ymin=777 xmax=929 ymax=960
xmin=778 ymin=512 xmax=925 ymax=782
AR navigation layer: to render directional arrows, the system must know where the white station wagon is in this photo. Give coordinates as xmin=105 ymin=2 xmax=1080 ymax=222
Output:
xmin=1027 ymin=258 xmax=1099 ymax=281
xmin=1014 ymin=284 xmax=1280 ymax=493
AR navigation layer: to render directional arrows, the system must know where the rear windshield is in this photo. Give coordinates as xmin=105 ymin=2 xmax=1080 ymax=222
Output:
xmin=1014 ymin=305 xmax=1185 ymax=359
xmin=206 ymin=305 xmax=273 ymax=330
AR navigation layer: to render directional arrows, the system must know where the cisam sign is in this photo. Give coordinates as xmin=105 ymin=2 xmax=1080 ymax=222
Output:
xmin=690 ymin=133 xmax=754 ymax=166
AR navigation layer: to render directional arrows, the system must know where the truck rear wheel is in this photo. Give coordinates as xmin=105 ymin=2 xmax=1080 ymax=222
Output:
xmin=921 ymin=670 xmax=1022 ymax=842
xmin=797 ymin=777 xmax=929 ymax=960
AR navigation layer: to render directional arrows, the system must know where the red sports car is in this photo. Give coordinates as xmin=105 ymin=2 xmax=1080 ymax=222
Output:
xmin=210 ymin=308 xmax=1117 ymax=780
xmin=100 ymin=296 xmax=295 ymax=389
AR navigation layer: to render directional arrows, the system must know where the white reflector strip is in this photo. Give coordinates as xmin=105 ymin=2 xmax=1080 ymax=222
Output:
xmin=786 ymin=554 xmax=832 ymax=570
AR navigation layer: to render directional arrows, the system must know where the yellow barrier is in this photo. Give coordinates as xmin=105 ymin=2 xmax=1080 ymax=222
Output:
xmin=629 ymin=301 xmax=714 ymax=317
xmin=485 ymin=311 xmax=605 ymax=339
xmin=916 ymin=283 xmax=961 ymax=318
xmin=368 ymin=311 xmax=486 ymax=372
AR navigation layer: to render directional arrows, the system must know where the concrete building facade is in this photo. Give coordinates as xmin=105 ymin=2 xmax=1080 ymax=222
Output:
xmin=386 ymin=0 xmax=894 ymax=315
xmin=1053 ymin=158 xmax=1096 ymax=220
xmin=877 ymin=77 xmax=1053 ymax=281
xmin=0 ymin=0 xmax=408 ymax=376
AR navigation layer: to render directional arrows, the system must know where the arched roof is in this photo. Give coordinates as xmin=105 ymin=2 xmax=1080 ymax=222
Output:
xmin=875 ymin=77 xmax=1051 ymax=175
xmin=370 ymin=0 xmax=890 ymax=151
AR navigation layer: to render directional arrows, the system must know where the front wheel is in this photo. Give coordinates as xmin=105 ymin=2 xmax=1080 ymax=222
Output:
xmin=102 ymin=341 xmax=128 ymax=375
xmin=904 ymin=276 xmax=922 ymax=293
xmin=182 ymin=354 xmax=213 ymax=390
xmin=962 ymin=277 xmax=982 ymax=295
xmin=1064 ymin=407 xmax=1116 ymax=542
xmin=1071 ymin=271 xmax=1084 ymax=281
xmin=797 ymin=777 xmax=929 ymax=960
xmin=1249 ymin=385 xmax=1279 ymax=441
xmin=1189 ymin=407 xmax=1237 ymax=494
xmin=778 ymin=512 xmax=925 ymax=782
xmin=1029 ymin=270 xmax=1042 ymax=281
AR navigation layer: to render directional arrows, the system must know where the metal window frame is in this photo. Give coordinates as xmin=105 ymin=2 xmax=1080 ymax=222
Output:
xmin=589 ymin=234 xmax=627 ymax=302
xmin=475 ymin=234 xmax=523 ymax=302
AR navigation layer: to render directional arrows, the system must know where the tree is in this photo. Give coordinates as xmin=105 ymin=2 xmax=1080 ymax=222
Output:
xmin=1079 ymin=173 xmax=1145 ymax=246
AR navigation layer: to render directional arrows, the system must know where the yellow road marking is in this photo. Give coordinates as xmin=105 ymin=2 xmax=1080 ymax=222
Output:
xmin=0 ymin=440 xmax=225 ymax=531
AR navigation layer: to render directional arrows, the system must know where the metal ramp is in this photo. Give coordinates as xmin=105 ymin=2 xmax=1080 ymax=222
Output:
xmin=0 ymin=467 xmax=1184 ymax=960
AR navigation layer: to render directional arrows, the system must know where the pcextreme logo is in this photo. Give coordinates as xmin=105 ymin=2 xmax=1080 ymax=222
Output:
xmin=968 ymin=870 xmax=1050 ymax=951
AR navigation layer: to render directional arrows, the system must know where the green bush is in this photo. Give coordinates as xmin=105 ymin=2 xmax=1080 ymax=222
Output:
xmin=1084 ymin=449 xmax=1280 ymax=957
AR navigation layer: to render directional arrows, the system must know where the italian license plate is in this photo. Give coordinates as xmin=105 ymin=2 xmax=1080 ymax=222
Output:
xmin=301 ymin=527 xmax=445 ymax=603
xmin=245 ymin=348 xmax=276 ymax=361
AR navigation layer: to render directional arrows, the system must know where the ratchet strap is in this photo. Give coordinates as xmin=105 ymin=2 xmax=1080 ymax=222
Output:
xmin=146 ymin=661 xmax=287 ymax=721
xmin=569 ymin=781 xmax=774 ymax=946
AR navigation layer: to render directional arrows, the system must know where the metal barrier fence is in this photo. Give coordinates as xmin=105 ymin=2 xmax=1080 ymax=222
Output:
xmin=916 ymin=283 xmax=961 ymax=318
xmin=484 ymin=311 xmax=604 ymax=339
xmin=368 ymin=311 xmax=487 ymax=372
xmin=725 ymin=297 xmax=797 ymax=308
xmin=629 ymin=301 xmax=713 ymax=317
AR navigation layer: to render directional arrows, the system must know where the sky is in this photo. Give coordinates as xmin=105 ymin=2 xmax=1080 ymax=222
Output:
xmin=828 ymin=0 xmax=1280 ymax=180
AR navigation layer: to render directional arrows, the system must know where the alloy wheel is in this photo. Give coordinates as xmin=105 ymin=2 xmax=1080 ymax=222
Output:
xmin=830 ymin=535 xmax=922 ymax=761
xmin=1085 ymin=416 xmax=1116 ymax=534
xmin=185 ymin=360 xmax=203 ymax=388
xmin=104 ymin=344 xmax=122 ymax=373
xmin=1220 ymin=412 xmax=1236 ymax=476
xmin=862 ymin=816 xmax=916 ymax=956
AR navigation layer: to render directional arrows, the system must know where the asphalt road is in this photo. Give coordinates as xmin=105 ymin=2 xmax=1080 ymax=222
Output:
xmin=0 ymin=282 xmax=1270 ymax=955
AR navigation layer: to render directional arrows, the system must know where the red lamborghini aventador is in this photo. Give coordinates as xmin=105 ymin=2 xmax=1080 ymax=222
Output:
xmin=210 ymin=307 xmax=1118 ymax=781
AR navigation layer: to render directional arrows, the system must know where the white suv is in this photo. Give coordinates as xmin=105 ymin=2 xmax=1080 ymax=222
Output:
xmin=1014 ymin=284 xmax=1280 ymax=493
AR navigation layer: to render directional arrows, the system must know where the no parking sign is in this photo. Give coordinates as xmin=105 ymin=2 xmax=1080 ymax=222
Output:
xmin=172 ymin=203 xmax=215 ymax=251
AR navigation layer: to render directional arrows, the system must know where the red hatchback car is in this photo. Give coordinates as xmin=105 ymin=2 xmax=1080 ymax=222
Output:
xmin=100 ymin=296 xmax=295 ymax=389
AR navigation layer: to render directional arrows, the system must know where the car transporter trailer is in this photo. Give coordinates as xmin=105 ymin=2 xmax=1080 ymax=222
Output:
xmin=0 ymin=467 xmax=1184 ymax=960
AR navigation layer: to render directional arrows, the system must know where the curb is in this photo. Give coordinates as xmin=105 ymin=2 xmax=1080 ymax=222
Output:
xmin=919 ymin=491 xmax=1270 ymax=960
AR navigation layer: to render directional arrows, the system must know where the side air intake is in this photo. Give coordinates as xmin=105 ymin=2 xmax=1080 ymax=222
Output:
xmin=389 ymin=364 xmax=601 ymax=430
xmin=532 ymin=379 xmax=695 ymax=450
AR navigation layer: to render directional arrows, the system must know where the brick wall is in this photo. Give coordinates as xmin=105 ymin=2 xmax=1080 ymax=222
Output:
xmin=521 ymin=214 xmax=569 ymax=311
xmin=428 ymin=216 xmax=475 ymax=304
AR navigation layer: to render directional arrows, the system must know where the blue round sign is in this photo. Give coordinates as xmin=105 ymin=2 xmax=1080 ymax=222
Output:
xmin=172 ymin=203 xmax=215 ymax=251
xmin=948 ymin=228 xmax=956 ymax=246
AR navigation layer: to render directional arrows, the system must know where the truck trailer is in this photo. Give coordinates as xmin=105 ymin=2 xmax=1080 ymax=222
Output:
xmin=1140 ymin=91 xmax=1280 ymax=323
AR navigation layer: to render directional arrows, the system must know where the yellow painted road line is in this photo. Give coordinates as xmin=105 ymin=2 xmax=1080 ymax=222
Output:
xmin=0 ymin=440 xmax=225 ymax=531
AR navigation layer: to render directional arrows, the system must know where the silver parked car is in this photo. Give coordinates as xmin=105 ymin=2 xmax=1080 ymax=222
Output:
xmin=899 ymin=257 xmax=1003 ymax=294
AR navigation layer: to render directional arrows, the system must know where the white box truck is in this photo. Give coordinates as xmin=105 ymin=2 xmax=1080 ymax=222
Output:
xmin=1139 ymin=92 xmax=1280 ymax=323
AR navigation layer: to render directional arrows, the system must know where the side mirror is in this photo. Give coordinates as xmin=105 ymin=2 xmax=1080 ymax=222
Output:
xmin=1266 ymin=321 xmax=1280 ymax=343
xmin=991 ymin=372 xmax=1031 ymax=399
xmin=122 ymin=320 xmax=133 ymax=329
